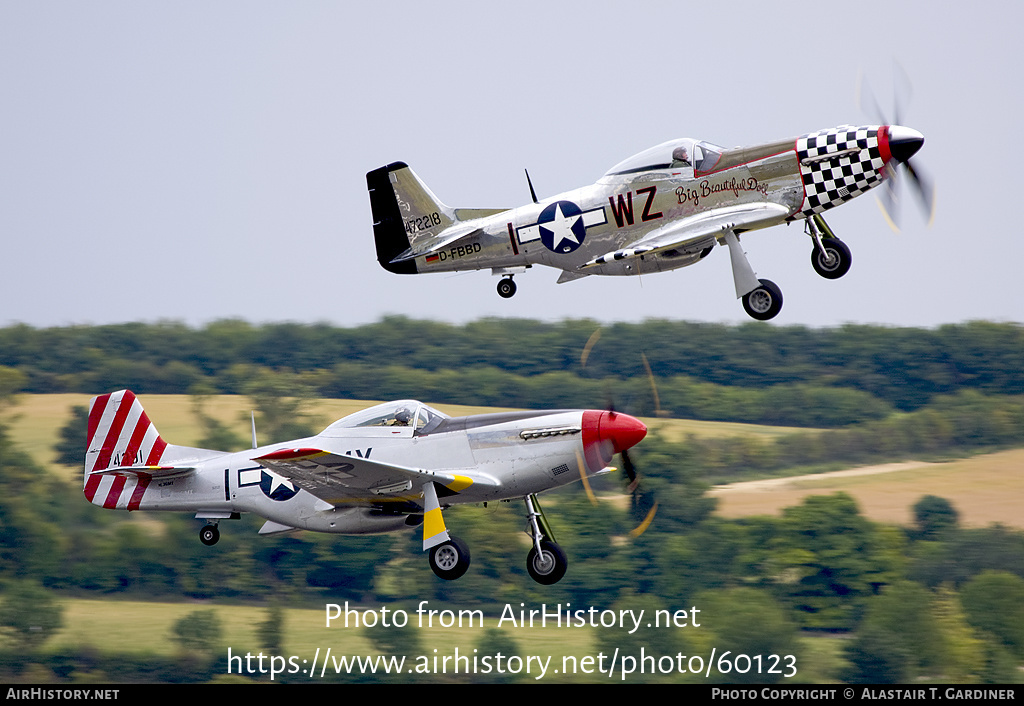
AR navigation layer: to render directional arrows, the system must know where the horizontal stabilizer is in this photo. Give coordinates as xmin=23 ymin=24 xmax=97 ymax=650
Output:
xmin=390 ymin=224 xmax=483 ymax=264
xmin=556 ymin=269 xmax=591 ymax=284
xmin=455 ymin=207 xmax=509 ymax=220
xmin=87 ymin=465 xmax=195 ymax=478
xmin=259 ymin=520 xmax=302 ymax=536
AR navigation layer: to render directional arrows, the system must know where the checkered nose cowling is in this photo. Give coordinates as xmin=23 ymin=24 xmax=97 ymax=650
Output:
xmin=795 ymin=125 xmax=887 ymax=217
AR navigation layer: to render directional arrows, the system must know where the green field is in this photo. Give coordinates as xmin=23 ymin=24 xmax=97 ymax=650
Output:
xmin=46 ymin=598 xmax=636 ymax=683
xmin=52 ymin=597 xmax=595 ymax=658
xmin=712 ymin=447 xmax=1024 ymax=530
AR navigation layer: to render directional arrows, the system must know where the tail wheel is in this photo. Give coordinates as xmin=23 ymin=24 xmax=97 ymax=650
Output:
xmin=811 ymin=238 xmax=852 ymax=279
xmin=199 ymin=524 xmax=220 ymax=546
xmin=497 ymin=277 xmax=517 ymax=298
xmin=741 ymin=279 xmax=783 ymax=321
xmin=527 ymin=540 xmax=568 ymax=585
xmin=429 ymin=536 xmax=471 ymax=580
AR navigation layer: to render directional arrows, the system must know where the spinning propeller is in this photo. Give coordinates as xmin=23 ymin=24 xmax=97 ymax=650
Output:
xmin=579 ymin=328 xmax=659 ymax=537
xmin=857 ymin=67 xmax=935 ymax=231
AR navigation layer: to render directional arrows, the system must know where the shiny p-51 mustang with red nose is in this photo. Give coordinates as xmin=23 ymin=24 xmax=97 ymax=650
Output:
xmin=84 ymin=390 xmax=647 ymax=584
xmin=369 ymin=123 xmax=929 ymax=320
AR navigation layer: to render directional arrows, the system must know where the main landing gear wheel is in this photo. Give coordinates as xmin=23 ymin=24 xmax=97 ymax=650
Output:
xmin=497 ymin=277 xmax=517 ymax=299
xmin=527 ymin=540 xmax=568 ymax=585
xmin=429 ymin=536 xmax=471 ymax=580
xmin=199 ymin=524 xmax=220 ymax=546
xmin=811 ymin=238 xmax=852 ymax=279
xmin=742 ymin=279 xmax=783 ymax=321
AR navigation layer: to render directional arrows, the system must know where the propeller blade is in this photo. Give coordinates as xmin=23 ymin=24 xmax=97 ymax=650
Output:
xmin=856 ymin=69 xmax=886 ymax=125
xmin=621 ymin=447 xmax=638 ymax=492
xmin=640 ymin=352 xmax=663 ymax=417
xmin=628 ymin=502 xmax=658 ymax=539
xmin=859 ymin=67 xmax=933 ymax=232
xmin=580 ymin=327 xmax=601 ymax=369
xmin=624 ymin=460 xmax=658 ymax=538
xmin=892 ymin=60 xmax=912 ymax=128
xmin=905 ymin=159 xmax=936 ymax=226
xmin=574 ymin=450 xmax=598 ymax=505
xmin=878 ymin=162 xmax=902 ymax=233
xmin=576 ymin=328 xmax=656 ymax=534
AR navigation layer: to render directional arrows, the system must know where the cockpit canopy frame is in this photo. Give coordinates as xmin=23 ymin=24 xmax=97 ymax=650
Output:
xmin=603 ymin=138 xmax=724 ymax=178
xmin=321 ymin=400 xmax=449 ymax=437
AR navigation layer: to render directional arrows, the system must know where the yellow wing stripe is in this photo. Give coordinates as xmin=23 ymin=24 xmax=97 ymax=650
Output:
xmin=445 ymin=475 xmax=473 ymax=493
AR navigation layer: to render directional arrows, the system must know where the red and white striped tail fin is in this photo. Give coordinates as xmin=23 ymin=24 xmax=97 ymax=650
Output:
xmin=84 ymin=390 xmax=167 ymax=509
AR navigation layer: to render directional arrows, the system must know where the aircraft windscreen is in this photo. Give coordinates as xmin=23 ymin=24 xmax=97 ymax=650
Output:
xmin=692 ymin=142 xmax=724 ymax=174
xmin=415 ymin=405 xmax=447 ymax=434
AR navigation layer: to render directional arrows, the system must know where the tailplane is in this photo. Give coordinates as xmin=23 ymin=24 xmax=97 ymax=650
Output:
xmin=86 ymin=390 xmax=167 ymax=475
xmin=83 ymin=390 xmax=217 ymax=510
xmin=367 ymin=162 xmax=457 ymax=274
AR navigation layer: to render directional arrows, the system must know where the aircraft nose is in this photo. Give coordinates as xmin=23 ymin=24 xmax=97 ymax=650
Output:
xmin=888 ymin=125 xmax=924 ymax=163
xmin=597 ymin=411 xmax=647 ymax=453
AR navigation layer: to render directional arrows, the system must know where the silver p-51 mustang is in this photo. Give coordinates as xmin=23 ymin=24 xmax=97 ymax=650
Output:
xmin=368 ymin=124 xmax=928 ymax=320
xmin=84 ymin=390 xmax=647 ymax=584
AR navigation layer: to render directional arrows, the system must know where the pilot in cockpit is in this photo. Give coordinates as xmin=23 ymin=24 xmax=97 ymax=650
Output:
xmin=671 ymin=146 xmax=691 ymax=168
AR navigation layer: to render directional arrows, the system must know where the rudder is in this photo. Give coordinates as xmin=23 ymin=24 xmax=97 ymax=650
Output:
xmin=84 ymin=390 xmax=167 ymax=508
xmin=366 ymin=162 xmax=456 ymax=274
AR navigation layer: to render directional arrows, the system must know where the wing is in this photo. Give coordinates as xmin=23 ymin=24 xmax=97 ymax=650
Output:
xmin=580 ymin=202 xmax=792 ymax=268
xmin=253 ymin=448 xmax=491 ymax=507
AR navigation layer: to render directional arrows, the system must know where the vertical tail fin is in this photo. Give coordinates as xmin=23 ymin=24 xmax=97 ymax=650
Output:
xmin=84 ymin=390 xmax=167 ymax=509
xmin=366 ymin=162 xmax=456 ymax=274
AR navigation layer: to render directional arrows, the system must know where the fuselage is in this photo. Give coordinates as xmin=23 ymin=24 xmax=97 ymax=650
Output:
xmin=85 ymin=400 xmax=645 ymax=536
xmin=396 ymin=125 xmax=900 ymax=278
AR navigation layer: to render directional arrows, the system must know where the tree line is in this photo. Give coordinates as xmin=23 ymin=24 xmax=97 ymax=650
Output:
xmin=2 ymin=317 xmax=1024 ymax=427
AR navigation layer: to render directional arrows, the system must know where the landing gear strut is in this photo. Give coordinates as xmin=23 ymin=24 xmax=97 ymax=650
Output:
xmin=723 ymin=230 xmax=784 ymax=321
xmin=524 ymin=495 xmax=567 ymax=584
xmin=422 ymin=480 xmax=471 ymax=580
xmin=196 ymin=512 xmax=239 ymax=546
xmin=807 ymin=214 xmax=851 ymax=279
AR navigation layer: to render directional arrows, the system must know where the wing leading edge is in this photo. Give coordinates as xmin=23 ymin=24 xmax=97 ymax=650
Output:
xmin=253 ymin=448 xmax=489 ymax=506
xmin=580 ymin=202 xmax=792 ymax=268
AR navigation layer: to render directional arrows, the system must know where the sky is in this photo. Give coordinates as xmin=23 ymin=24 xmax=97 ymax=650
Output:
xmin=2 ymin=0 xmax=1021 ymax=331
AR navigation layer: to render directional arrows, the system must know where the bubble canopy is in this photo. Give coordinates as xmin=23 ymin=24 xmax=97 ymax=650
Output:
xmin=603 ymin=138 xmax=724 ymax=177
xmin=320 ymin=400 xmax=449 ymax=436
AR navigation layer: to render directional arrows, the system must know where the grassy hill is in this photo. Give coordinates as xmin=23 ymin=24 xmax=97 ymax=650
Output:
xmin=711 ymin=448 xmax=1024 ymax=530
